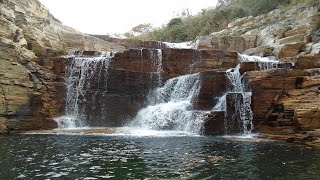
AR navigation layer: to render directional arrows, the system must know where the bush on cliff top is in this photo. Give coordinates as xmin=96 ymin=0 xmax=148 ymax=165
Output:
xmin=125 ymin=0 xmax=319 ymax=42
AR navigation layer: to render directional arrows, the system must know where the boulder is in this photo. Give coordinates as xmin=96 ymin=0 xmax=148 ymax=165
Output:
xmin=0 ymin=117 xmax=8 ymax=134
xmin=275 ymin=42 xmax=305 ymax=59
xmin=6 ymin=118 xmax=58 ymax=132
xmin=0 ymin=0 xmax=125 ymax=52
xmin=296 ymin=53 xmax=320 ymax=69
xmin=201 ymin=111 xmax=225 ymax=135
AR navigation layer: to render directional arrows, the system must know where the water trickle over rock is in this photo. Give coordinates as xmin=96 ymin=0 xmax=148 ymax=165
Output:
xmin=213 ymin=54 xmax=280 ymax=134
xmin=57 ymin=52 xmax=114 ymax=129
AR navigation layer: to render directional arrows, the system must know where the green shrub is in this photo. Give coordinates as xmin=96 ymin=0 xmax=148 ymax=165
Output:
xmin=128 ymin=0 xmax=320 ymax=42
xmin=32 ymin=48 xmax=43 ymax=57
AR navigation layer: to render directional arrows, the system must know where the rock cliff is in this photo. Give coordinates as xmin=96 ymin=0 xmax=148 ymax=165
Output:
xmin=195 ymin=2 xmax=320 ymax=134
xmin=0 ymin=0 xmax=125 ymax=133
xmin=194 ymin=4 xmax=320 ymax=59
xmin=0 ymin=0 xmax=125 ymax=52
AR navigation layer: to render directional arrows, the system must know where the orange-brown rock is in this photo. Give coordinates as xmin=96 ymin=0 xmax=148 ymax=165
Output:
xmin=296 ymin=54 xmax=320 ymax=69
xmin=245 ymin=68 xmax=320 ymax=132
xmin=60 ymin=49 xmax=238 ymax=127
xmin=162 ymin=49 xmax=237 ymax=83
xmin=6 ymin=118 xmax=58 ymax=132
xmin=195 ymin=71 xmax=228 ymax=110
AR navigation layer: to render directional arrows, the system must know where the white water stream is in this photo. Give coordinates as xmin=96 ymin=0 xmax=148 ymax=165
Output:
xmin=56 ymin=48 xmax=281 ymax=136
xmin=213 ymin=54 xmax=280 ymax=134
xmin=56 ymin=52 xmax=114 ymax=129
xmin=129 ymin=73 xmax=202 ymax=133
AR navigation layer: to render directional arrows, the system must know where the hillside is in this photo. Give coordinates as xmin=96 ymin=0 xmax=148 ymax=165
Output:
xmin=129 ymin=0 xmax=319 ymax=42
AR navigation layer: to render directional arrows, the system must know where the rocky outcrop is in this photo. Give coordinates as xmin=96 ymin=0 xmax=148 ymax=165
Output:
xmin=244 ymin=68 xmax=320 ymax=132
xmin=194 ymin=3 xmax=320 ymax=135
xmin=0 ymin=0 xmax=127 ymax=133
xmin=0 ymin=0 xmax=125 ymax=53
xmin=0 ymin=38 xmax=61 ymax=132
xmin=1 ymin=0 xmax=319 ymax=137
xmin=194 ymin=3 xmax=320 ymax=59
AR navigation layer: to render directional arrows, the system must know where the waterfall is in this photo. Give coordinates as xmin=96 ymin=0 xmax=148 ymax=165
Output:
xmin=150 ymin=49 xmax=163 ymax=86
xmin=213 ymin=54 xmax=280 ymax=134
xmin=56 ymin=52 xmax=114 ymax=129
xmin=163 ymin=41 xmax=195 ymax=49
xmin=129 ymin=73 xmax=202 ymax=133
xmin=225 ymin=64 xmax=253 ymax=134
xmin=238 ymin=54 xmax=279 ymax=71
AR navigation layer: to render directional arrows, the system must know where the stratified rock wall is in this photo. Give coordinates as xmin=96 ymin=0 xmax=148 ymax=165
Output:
xmin=195 ymin=3 xmax=320 ymax=59
xmin=0 ymin=37 xmax=62 ymax=133
xmin=63 ymin=49 xmax=237 ymax=127
xmin=0 ymin=0 xmax=126 ymax=133
xmin=0 ymin=0 xmax=125 ymax=52
xmin=1 ymin=0 xmax=319 ymax=135
xmin=195 ymin=3 xmax=320 ymax=134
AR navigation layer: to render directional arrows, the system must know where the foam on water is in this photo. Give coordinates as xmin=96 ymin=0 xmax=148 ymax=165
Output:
xmin=54 ymin=116 xmax=87 ymax=130
xmin=26 ymin=127 xmax=200 ymax=137
xmin=118 ymin=127 xmax=200 ymax=137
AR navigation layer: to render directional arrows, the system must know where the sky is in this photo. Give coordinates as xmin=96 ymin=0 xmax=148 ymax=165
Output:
xmin=39 ymin=0 xmax=218 ymax=35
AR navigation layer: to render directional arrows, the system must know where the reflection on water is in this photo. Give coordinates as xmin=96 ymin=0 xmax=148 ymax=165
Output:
xmin=0 ymin=135 xmax=320 ymax=179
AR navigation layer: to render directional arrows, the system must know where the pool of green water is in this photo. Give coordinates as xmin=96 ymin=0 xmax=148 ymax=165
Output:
xmin=0 ymin=134 xmax=320 ymax=179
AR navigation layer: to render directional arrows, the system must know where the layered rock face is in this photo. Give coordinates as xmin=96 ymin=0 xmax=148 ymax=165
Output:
xmin=194 ymin=3 xmax=320 ymax=134
xmin=62 ymin=49 xmax=237 ymax=128
xmin=194 ymin=4 xmax=320 ymax=59
xmin=0 ymin=0 xmax=125 ymax=52
xmin=1 ymin=0 xmax=319 ymax=136
xmin=0 ymin=37 xmax=64 ymax=133
xmin=245 ymin=68 xmax=320 ymax=133
xmin=0 ymin=0 xmax=125 ymax=133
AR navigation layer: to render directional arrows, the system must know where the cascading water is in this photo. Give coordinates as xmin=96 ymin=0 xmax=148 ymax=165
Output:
xmin=129 ymin=73 xmax=202 ymax=134
xmin=56 ymin=52 xmax=114 ymax=129
xmin=225 ymin=64 xmax=253 ymax=134
xmin=163 ymin=41 xmax=195 ymax=49
xmin=150 ymin=49 xmax=163 ymax=86
xmin=213 ymin=54 xmax=280 ymax=135
xmin=238 ymin=54 xmax=279 ymax=70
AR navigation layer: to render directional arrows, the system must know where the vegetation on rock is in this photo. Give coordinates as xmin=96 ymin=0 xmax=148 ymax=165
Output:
xmin=125 ymin=0 xmax=319 ymax=42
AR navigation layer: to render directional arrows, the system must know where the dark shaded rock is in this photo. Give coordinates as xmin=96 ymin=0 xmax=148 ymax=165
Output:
xmin=195 ymin=71 xmax=228 ymax=110
xmin=201 ymin=111 xmax=225 ymax=135
xmin=6 ymin=118 xmax=58 ymax=132
xmin=162 ymin=48 xmax=237 ymax=80
xmin=225 ymin=93 xmax=250 ymax=134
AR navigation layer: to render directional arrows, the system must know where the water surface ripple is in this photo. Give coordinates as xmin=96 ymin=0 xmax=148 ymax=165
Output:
xmin=0 ymin=135 xmax=320 ymax=179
